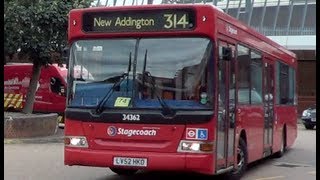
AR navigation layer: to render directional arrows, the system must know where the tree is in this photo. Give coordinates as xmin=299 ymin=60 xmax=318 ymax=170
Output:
xmin=4 ymin=0 xmax=93 ymax=114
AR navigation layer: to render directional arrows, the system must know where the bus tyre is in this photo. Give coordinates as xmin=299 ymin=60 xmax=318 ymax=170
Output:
xmin=226 ymin=138 xmax=248 ymax=180
xmin=304 ymin=124 xmax=314 ymax=130
xmin=109 ymin=167 xmax=138 ymax=176
xmin=274 ymin=130 xmax=286 ymax=158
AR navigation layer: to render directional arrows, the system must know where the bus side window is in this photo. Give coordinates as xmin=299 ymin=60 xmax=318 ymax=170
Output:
xmin=50 ymin=77 xmax=64 ymax=95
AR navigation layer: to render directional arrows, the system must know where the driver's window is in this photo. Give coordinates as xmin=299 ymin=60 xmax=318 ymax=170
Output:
xmin=50 ymin=77 xmax=63 ymax=95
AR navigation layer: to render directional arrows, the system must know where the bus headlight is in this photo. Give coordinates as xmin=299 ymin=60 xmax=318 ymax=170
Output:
xmin=182 ymin=141 xmax=200 ymax=151
xmin=177 ymin=140 xmax=213 ymax=153
xmin=65 ymin=136 xmax=88 ymax=148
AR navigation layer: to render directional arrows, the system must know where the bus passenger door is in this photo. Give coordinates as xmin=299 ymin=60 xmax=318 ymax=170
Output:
xmin=216 ymin=41 xmax=236 ymax=172
xmin=263 ymin=59 xmax=274 ymax=156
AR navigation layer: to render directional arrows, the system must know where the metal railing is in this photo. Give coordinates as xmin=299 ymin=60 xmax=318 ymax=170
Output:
xmin=252 ymin=27 xmax=316 ymax=36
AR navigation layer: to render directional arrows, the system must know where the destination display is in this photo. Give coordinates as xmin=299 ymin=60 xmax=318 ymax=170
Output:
xmin=82 ymin=9 xmax=196 ymax=32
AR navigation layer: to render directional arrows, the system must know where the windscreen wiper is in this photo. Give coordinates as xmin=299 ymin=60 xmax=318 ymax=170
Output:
xmin=95 ymin=72 xmax=128 ymax=114
xmin=126 ymin=52 xmax=132 ymax=95
xmin=141 ymin=49 xmax=174 ymax=116
xmin=144 ymin=72 xmax=175 ymax=116
xmin=95 ymin=52 xmax=132 ymax=114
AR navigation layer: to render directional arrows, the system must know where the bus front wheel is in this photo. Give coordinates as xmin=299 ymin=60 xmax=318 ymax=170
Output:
xmin=226 ymin=138 xmax=248 ymax=180
xmin=109 ymin=167 xmax=138 ymax=176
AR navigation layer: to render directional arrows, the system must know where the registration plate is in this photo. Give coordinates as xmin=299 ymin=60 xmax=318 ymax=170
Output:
xmin=311 ymin=118 xmax=316 ymax=122
xmin=113 ymin=157 xmax=147 ymax=167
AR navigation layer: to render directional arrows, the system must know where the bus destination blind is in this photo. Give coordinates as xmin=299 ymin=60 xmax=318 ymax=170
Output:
xmin=82 ymin=9 xmax=195 ymax=33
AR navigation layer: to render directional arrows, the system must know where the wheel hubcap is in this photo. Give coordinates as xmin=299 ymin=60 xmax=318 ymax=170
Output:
xmin=237 ymin=147 xmax=244 ymax=168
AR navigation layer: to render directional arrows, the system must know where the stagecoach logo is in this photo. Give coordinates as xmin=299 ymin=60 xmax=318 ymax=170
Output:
xmin=107 ymin=126 xmax=157 ymax=137
xmin=107 ymin=126 xmax=117 ymax=136
xmin=226 ymin=24 xmax=238 ymax=35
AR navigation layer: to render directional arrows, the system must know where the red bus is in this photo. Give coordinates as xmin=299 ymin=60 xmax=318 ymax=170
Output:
xmin=64 ymin=4 xmax=297 ymax=178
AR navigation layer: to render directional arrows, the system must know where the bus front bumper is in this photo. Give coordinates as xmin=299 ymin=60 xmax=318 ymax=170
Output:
xmin=64 ymin=147 xmax=214 ymax=175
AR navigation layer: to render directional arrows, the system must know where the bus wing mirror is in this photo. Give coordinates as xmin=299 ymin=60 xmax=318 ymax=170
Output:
xmin=222 ymin=47 xmax=232 ymax=61
xmin=62 ymin=47 xmax=70 ymax=68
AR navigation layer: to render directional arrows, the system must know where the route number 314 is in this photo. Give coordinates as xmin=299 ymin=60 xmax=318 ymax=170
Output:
xmin=163 ymin=14 xmax=189 ymax=29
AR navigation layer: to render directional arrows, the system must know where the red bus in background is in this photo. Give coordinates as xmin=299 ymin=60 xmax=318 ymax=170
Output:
xmin=64 ymin=4 xmax=297 ymax=178
xmin=4 ymin=63 xmax=67 ymax=115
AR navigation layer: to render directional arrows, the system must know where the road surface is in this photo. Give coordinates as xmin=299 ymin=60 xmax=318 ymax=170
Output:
xmin=4 ymin=124 xmax=316 ymax=180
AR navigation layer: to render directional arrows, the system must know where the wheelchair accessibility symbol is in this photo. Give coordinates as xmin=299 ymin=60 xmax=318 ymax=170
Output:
xmin=197 ymin=129 xmax=208 ymax=140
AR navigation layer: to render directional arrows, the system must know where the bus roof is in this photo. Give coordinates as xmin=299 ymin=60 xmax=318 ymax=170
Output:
xmin=70 ymin=4 xmax=296 ymax=61
xmin=212 ymin=5 xmax=296 ymax=59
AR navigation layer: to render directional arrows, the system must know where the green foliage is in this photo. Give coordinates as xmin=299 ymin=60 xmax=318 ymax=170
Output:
xmin=4 ymin=0 xmax=93 ymax=65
